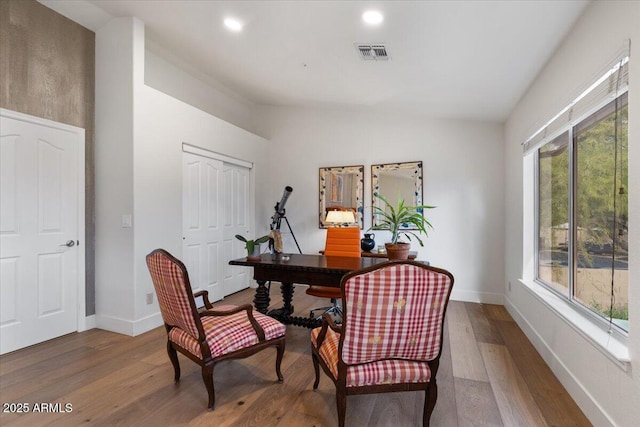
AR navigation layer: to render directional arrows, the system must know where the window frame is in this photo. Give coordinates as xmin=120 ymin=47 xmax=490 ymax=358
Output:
xmin=533 ymin=91 xmax=629 ymax=340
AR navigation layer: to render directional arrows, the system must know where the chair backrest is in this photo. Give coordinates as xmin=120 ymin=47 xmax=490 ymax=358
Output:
xmin=324 ymin=227 xmax=361 ymax=257
xmin=340 ymin=261 xmax=454 ymax=365
xmin=146 ymin=249 xmax=204 ymax=340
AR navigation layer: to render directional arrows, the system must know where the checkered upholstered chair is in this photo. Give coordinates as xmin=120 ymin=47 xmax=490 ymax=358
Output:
xmin=310 ymin=261 xmax=454 ymax=427
xmin=146 ymin=249 xmax=286 ymax=410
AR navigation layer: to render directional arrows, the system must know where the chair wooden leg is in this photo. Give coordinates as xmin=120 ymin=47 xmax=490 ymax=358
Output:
xmin=424 ymin=379 xmax=438 ymax=426
xmin=202 ymin=364 xmax=215 ymax=409
xmin=275 ymin=340 xmax=285 ymax=382
xmin=167 ymin=341 xmax=181 ymax=382
xmin=311 ymin=352 xmax=321 ymax=390
xmin=336 ymin=387 xmax=347 ymax=427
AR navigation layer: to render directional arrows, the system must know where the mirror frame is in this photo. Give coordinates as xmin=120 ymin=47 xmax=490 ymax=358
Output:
xmin=371 ymin=161 xmax=423 ymax=228
xmin=319 ymin=165 xmax=364 ymax=229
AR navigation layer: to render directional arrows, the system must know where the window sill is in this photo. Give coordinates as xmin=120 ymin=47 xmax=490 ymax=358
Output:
xmin=518 ymin=279 xmax=630 ymax=371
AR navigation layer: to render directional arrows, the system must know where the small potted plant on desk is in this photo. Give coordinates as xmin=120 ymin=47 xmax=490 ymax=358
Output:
xmin=235 ymin=234 xmax=270 ymax=260
xmin=370 ymin=193 xmax=434 ymax=260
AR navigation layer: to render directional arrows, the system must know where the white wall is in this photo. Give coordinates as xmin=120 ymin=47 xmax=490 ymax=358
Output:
xmin=133 ymin=86 xmax=270 ymax=330
xmin=144 ymin=49 xmax=264 ymax=138
xmin=257 ymin=106 xmax=505 ymax=304
xmin=504 ymin=2 xmax=640 ymax=426
xmin=95 ymin=18 xmax=270 ymax=335
xmin=95 ymin=17 xmax=138 ymax=327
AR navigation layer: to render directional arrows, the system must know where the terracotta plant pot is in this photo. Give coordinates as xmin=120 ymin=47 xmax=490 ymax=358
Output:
xmin=385 ymin=242 xmax=411 ymax=260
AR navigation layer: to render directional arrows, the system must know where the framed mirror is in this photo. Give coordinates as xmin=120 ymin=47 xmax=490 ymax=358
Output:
xmin=319 ymin=165 xmax=364 ymax=228
xmin=371 ymin=161 xmax=423 ymax=228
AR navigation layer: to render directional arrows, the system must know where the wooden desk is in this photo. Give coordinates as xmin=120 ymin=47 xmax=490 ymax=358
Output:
xmin=229 ymin=254 xmax=388 ymax=328
xmin=361 ymin=250 xmax=418 ymax=259
xmin=319 ymin=250 xmax=418 ymax=259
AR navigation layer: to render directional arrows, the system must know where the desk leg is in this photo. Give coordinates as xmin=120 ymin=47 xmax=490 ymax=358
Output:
xmin=267 ymin=282 xmax=294 ymax=320
xmin=268 ymin=283 xmax=320 ymax=328
xmin=281 ymin=282 xmax=294 ymax=314
xmin=253 ymin=280 xmax=270 ymax=315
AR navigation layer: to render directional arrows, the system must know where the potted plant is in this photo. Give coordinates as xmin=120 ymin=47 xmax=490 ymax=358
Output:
xmin=369 ymin=194 xmax=435 ymax=260
xmin=235 ymin=234 xmax=270 ymax=260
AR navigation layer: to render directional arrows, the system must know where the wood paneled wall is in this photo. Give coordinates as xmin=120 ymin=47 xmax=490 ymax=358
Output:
xmin=0 ymin=0 xmax=96 ymax=315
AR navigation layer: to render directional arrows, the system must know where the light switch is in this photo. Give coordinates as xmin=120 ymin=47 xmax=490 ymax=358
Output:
xmin=122 ymin=214 xmax=133 ymax=228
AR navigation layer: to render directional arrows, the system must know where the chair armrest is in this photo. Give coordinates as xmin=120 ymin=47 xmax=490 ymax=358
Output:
xmin=201 ymin=304 xmax=266 ymax=341
xmin=193 ymin=290 xmax=213 ymax=309
xmin=315 ymin=313 xmax=342 ymax=347
xmin=200 ymin=303 xmax=249 ymax=317
xmin=323 ymin=313 xmax=342 ymax=333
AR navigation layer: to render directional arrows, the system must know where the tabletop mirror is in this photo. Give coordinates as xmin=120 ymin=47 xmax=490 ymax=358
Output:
xmin=319 ymin=165 xmax=364 ymax=228
xmin=371 ymin=161 xmax=423 ymax=228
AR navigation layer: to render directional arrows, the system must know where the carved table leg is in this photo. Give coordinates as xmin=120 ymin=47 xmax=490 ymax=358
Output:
xmin=265 ymin=283 xmax=321 ymax=327
xmin=268 ymin=282 xmax=294 ymax=321
xmin=253 ymin=280 xmax=270 ymax=314
xmin=281 ymin=282 xmax=294 ymax=314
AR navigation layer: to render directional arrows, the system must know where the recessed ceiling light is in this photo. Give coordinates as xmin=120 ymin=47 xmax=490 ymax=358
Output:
xmin=224 ymin=18 xmax=243 ymax=32
xmin=362 ymin=10 xmax=383 ymax=25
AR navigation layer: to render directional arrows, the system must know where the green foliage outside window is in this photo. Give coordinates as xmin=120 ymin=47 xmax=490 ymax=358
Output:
xmin=537 ymin=97 xmax=628 ymax=330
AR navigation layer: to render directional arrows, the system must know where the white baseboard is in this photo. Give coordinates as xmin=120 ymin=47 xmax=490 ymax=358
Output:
xmin=450 ymin=288 xmax=504 ymax=305
xmin=95 ymin=313 xmax=163 ymax=336
xmin=133 ymin=312 xmax=163 ymax=335
xmin=78 ymin=315 xmax=96 ymax=332
xmin=504 ymin=296 xmax=615 ymax=427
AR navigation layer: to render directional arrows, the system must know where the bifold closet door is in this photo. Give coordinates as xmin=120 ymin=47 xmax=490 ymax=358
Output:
xmin=183 ymin=152 xmax=251 ymax=301
xmin=222 ymin=163 xmax=251 ymax=295
xmin=182 ymin=152 xmax=224 ymax=301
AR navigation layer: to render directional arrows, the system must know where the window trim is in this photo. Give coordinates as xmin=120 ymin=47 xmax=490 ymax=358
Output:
xmin=519 ymin=278 xmax=630 ymax=370
xmin=532 ymin=91 xmax=629 ymax=341
xmin=522 ymin=51 xmax=628 ymax=155
xmin=522 ymin=151 xmax=629 ymax=370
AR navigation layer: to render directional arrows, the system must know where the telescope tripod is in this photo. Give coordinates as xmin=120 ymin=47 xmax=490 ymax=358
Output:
xmin=266 ymin=215 xmax=302 ymax=305
xmin=272 ymin=215 xmax=302 ymax=254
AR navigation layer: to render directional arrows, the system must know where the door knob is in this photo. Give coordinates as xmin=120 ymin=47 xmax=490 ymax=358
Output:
xmin=60 ymin=240 xmax=75 ymax=247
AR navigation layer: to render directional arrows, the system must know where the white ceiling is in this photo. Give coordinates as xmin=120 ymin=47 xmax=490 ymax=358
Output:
xmin=42 ymin=0 xmax=589 ymax=122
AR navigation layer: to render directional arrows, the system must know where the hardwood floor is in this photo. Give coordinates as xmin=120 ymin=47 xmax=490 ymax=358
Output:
xmin=0 ymin=286 xmax=591 ymax=427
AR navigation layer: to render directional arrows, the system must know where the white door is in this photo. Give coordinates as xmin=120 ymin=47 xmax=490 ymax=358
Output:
xmin=1 ymin=111 xmax=83 ymax=355
xmin=182 ymin=152 xmax=224 ymax=301
xmin=222 ymin=163 xmax=251 ymax=295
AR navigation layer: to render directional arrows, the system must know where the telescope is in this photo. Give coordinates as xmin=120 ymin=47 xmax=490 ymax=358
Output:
xmin=271 ymin=185 xmax=293 ymax=230
xmin=271 ymin=186 xmax=293 ymax=231
xmin=269 ymin=186 xmax=301 ymax=254
xmin=275 ymin=186 xmax=293 ymax=216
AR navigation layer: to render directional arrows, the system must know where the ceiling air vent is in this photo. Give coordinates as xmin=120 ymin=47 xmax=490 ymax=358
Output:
xmin=356 ymin=44 xmax=389 ymax=61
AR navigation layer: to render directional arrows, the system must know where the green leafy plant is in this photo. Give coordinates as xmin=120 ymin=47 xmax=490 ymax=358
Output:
xmin=235 ymin=234 xmax=270 ymax=256
xmin=590 ymin=300 xmax=628 ymax=321
xmin=370 ymin=193 xmax=435 ymax=245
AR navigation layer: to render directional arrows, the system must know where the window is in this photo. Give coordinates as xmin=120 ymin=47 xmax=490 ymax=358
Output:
xmin=536 ymin=93 xmax=628 ymax=332
xmin=537 ymin=132 xmax=569 ymax=295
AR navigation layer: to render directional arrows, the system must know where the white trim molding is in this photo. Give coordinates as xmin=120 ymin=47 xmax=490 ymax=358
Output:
xmin=182 ymin=143 xmax=253 ymax=169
